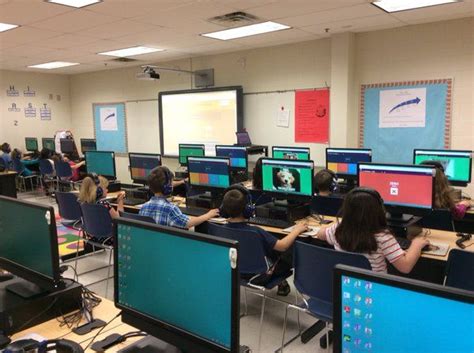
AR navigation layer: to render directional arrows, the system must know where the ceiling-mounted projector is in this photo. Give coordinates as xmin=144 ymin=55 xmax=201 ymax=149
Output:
xmin=136 ymin=67 xmax=160 ymax=80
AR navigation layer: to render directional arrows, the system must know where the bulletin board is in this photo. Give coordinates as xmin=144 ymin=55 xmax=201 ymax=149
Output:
xmin=359 ymin=79 xmax=452 ymax=163
xmin=92 ymin=102 xmax=128 ymax=154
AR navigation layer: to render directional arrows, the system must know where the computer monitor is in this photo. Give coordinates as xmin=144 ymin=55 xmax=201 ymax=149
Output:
xmin=128 ymin=152 xmax=162 ymax=184
xmin=0 ymin=196 xmax=61 ymax=295
xmin=25 ymin=137 xmax=38 ymax=152
xmin=413 ymin=149 xmax=472 ymax=186
xmin=235 ymin=131 xmax=251 ymax=146
xmin=188 ymin=156 xmax=231 ymax=192
xmin=272 ymin=146 xmax=310 ymax=160
xmin=358 ymin=163 xmax=435 ymax=218
xmin=114 ymin=219 xmax=240 ymax=353
xmin=333 ymin=265 xmax=474 ymax=353
xmin=261 ymin=158 xmax=314 ymax=201
xmin=80 ymin=138 xmax=97 ymax=154
xmin=215 ymin=145 xmax=248 ymax=171
xmin=179 ymin=143 xmax=205 ymax=166
xmin=60 ymin=138 xmax=75 ymax=154
xmin=326 ymin=148 xmax=372 ymax=179
xmin=42 ymin=138 xmax=55 ymax=151
xmin=85 ymin=151 xmax=116 ymax=179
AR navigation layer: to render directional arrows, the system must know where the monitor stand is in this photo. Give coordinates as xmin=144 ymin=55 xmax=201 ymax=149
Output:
xmin=386 ymin=212 xmax=422 ymax=238
xmin=118 ymin=336 xmax=182 ymax=353
xmin=6 ymin=279 xmax=46 ymax=299
xmin=255 ymin=199 xmax=310 ymax=222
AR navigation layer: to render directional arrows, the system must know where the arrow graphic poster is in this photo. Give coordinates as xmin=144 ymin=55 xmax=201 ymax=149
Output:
xmin=99 ymin=107 xmax=118 ymax=131
xmin=379 ymin=88 xmax=426 ymax=128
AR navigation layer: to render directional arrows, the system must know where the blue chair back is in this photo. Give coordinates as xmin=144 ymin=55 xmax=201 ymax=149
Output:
xmin=80 ymin=202 xmax=113 ymax=239
xmin=39 ymin=159 xmax=54 ymax=175
xmin=445 ymin=249 xmax=474 ymax=291
xmin=294 ymin=242 xmax=371 ymax=304
xmin=119 ymin=211 xmax=155 ymax=224
xmin=12 ymin=158 xmax=25 ymax=174
xmin=56 ymin=192 xmax=82 ymax=221
xmin=55 ymin=160 xmax=73 ymax=178
xmin=208 ymin=222 xmax=268 ymax=274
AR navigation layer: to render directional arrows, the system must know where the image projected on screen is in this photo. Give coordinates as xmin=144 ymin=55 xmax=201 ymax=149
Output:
xmin=262 ymin=159 xmax=313 ymax=196
xmin=160 ymin=88 xmax=242 ymax=157
xmin=116 ymin=224 xmax=233 ymax=349
xmin=414 ymin=149 xmax=472 ymax=184
xmin=85 ymin=151 xmax=115 ymax=178
xmin=338 ymin=273 xmax=473 ymax=353
xmin=272 ymin=147 xmax=310 ymax=161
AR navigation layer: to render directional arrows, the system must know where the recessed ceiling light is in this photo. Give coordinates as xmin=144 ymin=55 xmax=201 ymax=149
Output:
xmin=98 ymin=46 xmax=165 ymax=57
xmin=372 ymin=0 xmax=461 ymax=13
xmin=0 ymin=22 xmax=19 ymax=33
xmin=202 ymin=21 xmax=291 ymax=40
xmin=28 ymin=61 xmax=79 ymax=69
xmin=46 ymin=0 xmax=102 ymax=8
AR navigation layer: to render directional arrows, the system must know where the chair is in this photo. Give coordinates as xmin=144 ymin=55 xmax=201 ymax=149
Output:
xmin=55 ymin=161 xmax=75 ymax=191
xmin=11 ymin=158 xmax=38 ymax=192
xmin=444 ymin=249 xmax=474 ymax=291
xmin=39 ymin=159 xmax=57 ymax=193
xmin=280 ymin=242 xmax=371 ymax=352
xmin=77 ymin=203 xmax=114 ymax=297
xmin=208 ymin=222 xmax=293 ymax=353
xmin=55 ymin=192 xmax=82 ymax=229
xmin=119 ymin=211 xmax=156 ymax=223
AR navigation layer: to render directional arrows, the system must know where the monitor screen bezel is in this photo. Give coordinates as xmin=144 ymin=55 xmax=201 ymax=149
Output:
xmin=326 ymin=147 xmax=372 ymax=179
xmin=113 ymin=219 xmax=240 ymax=353
xmin=42 ymin=138 xmax=55 ymax=151
xmin=413 ymin=148 xmax=472 ymax=186
xmin=25 ymin=137 xmax=38 ymax=152
xmin=85 ymin=150 xmax=116 ymax=179
xmin=215 ymin=145 xmax=248 ymax=171
xmin=333 ymin=265 xmax=474 ymax=353
xmin=187 ymin=156 xmax=231 ymax=193
xmin=80 ymin=138 xmax=97 ymax=154
xmin=358 ymin=162 xmax=435 ymax=216
xmin=159 ymin=86 xmax=244 ymax=160
xmin=59 ymin=138 xmax=75 ymax=154
xmin=178 ymin=143 xmax=206 ymax=166
xmin=0 ymin=196 xmax=61 ymax=290
xmin=128 ymin=152 xmax=162 ymax=184
xmin=272 ymin=146 xmax=311 ymax=161
xmin=260 ymin=157 xmax=315 ymax=201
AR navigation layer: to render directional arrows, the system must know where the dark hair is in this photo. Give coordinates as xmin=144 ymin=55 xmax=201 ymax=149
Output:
xmin=314 ymin=169 xmax=334 ymax=193
xmin=222 ymin=189 xmax=246 ymax=218
xmin=252 ymin=157 xmax=263 ymax=189
xmin=1 ymin=143 xmax=11 ymax=154
xmin=148 ymin=166 xmax=173 ymax=194
xmin=11 ymin=148 xmax=22 ymax=160
xmin=40 ymin=148 xmax=52 ymax=160
xmin=335 ymin=189 xmax=387 ymax=253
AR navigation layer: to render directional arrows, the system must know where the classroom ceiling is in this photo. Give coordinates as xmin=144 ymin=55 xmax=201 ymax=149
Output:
xmin=0 ymin=0 xmax=473 ymax=74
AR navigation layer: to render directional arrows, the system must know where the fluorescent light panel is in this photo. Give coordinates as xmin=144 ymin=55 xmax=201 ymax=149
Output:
xmin=0 ymin=22 xmax=19 ymax=32
xmin=28 ymin=61 xmax=79 ymax=69
xmin=372 ymin=0 xmax=460 ymax=13
xmin=46 ymin=0 xmax=102 ymax=8
xmin=202 ymin=21 xmax=291 ymax=40
xmin=98 ymin=46 xmax=164 ymax=57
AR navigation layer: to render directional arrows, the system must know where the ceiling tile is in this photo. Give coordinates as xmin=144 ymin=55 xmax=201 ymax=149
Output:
xmin=34 ymin=34 xmax=98 ymax=49
xmin=85 ymin=0 xmax=193 ymax=19
xmin=0 ymin=26 xmax=62 ymax=48
xmin=0 ymin=0 xmax=74 ymax=25
xmin=231 ymin=27 xmax=317 ymax=46
xmin=30 ymin=9 xmax=120 ymax=32
xmin=80 ymin=19 xmax=162 ymax=40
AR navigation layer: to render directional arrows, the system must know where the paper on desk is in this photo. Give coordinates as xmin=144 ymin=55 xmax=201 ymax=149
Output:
xmin=283 ymin=225 xmax=320 ymax=237
xmin=422 ymin=242 xmax=449 ymax=256
xmin=210 ymin=217 xmax=227 ymax=224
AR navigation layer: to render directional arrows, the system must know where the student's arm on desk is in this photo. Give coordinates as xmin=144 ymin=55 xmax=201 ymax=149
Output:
xmin=186 ymin=208 xmax=220 ymax=228
xmin=274 ymin=223 xmax=309 ymax=252
xmin=391 ymin=237 xmax=429 ymax=273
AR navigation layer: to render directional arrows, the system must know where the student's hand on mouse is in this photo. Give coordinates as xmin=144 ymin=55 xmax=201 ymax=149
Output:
xmin=412 ymin=236 xmax=430 ymax=249
xmin=294 ymin=222 xmax=309 ymax=234
xmin=206 ymin=208 xmax=220 ymax=219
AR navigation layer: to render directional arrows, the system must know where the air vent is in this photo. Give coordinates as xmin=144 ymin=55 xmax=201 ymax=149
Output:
xmin=111 ymin=57 xmax=138 ymax=63
xmin=208 ymin=11 xmax=259 ymax=27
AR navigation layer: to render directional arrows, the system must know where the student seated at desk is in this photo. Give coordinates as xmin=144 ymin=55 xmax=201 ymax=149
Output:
xmin=220 ymin=185 xmax=309 ymax=295
xmin=421 ymin=160 xmax=472 ymax=219
xmin=139 ymin=166 xmax=218 ymax=229
xmin=315 ymin=187 xmax=429 ymax=273
xmin=11 ymin=148 xmax=38 ymax=177
xmin=0 ymin=143 xmax=12 ymax=170
xmin=314 ymin=168 xmax=338 ymax=196
xmin=79 ymin=174 xmax=125 ymax=219
xmin=39 ymin=148 xmax=55 ymax=171
xmin=62 ymin=153 xmax=85 ymax=181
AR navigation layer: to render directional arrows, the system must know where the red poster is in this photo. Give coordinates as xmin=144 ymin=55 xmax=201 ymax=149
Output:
xmin=295 ymin=89 xmax=329 ymax=143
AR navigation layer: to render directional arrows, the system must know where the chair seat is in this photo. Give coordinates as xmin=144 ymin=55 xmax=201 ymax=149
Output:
xmin=300 ymin=297 xmax=333 ymax=323
xmin=242 ymin=269 xmax=293 ymax=290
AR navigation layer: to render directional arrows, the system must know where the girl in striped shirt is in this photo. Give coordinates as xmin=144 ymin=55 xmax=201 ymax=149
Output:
xmin=316 ymin=187 xmax=429 ymax=273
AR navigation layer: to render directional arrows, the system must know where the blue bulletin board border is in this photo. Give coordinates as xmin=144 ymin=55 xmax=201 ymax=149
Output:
xmin=358 ymin=79 xmax=452 ymax=164
xmin=92 ymin=102 xmax=128 ymax=155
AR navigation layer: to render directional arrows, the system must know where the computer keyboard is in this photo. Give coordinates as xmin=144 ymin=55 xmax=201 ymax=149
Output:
xmin=179 ymin=206 xmax=208 ymax=217
xmin=248 ymin=217 xmax=295 ymax=229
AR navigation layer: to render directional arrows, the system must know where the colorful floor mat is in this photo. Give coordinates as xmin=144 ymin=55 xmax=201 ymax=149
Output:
xmin=56 ymin=223 xmax=84 ymax=257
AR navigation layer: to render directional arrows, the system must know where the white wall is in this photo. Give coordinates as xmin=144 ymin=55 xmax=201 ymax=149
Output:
xmin=0 ymin=70 xmax=72 ymax=150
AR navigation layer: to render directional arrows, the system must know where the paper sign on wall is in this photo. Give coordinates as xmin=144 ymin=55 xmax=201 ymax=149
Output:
xmin=295 ymin=89 xmax=330 ymax=143
xmin=379 ymin=88 xmax=426 ymax=128
xmin=276 ymin=107 xmax=290 ymax=128
xmin=100 ymin=107 xmax=118 ymax=131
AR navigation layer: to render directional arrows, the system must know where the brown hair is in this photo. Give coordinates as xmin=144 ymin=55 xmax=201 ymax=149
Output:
xmin=148 ymin=166 xmax=173 ymax=194
xmin=314 ymin=169 xmax=334 ymax=193
xmin=11 ymin=148 xmax=22 ymax=160
xmin=433 ymin=168 xmax=457 ymax=209
xmin=78 ymin=175 xmax=109 ymax=204
xmin=222 ymin=189 xmax=246 ymax=218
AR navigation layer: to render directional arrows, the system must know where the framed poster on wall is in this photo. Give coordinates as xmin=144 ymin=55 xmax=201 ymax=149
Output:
xmin=92 ymin=102 xmax=128 ymax=154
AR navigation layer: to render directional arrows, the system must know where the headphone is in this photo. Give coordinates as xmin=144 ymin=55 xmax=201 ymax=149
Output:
xmin=220 ymin=184 xmax=256 ymax=219
xmin=420 ymin=160 xmax=445 ymax=173
xmin=89 ymin=173 xmax=104 ymax=200
xmin=161 ymin=167 xmax=173 ymax=196
xmin=4 ymin=338 xmax=83 ymax=353
xmin=316 ymin=169 xmax=339 ymax=193
xmin=349 ymin=187 xmax=384 ymax=206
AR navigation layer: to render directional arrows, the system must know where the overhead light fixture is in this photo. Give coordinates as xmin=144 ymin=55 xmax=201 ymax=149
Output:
xmin=98 ymin=46 xmax=164 ymax=57
xmin=372 ymin=0 xmax=460 ymax=13
xmin=45 ymin=0 xmax=102 ymax=8
xmin=0 ymin=22 xmax=19 ymax=33
xmin=202 ymin=21 xmax=291 ymax=40
xmin=28 ymin=61 xmax=79 ymax=69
